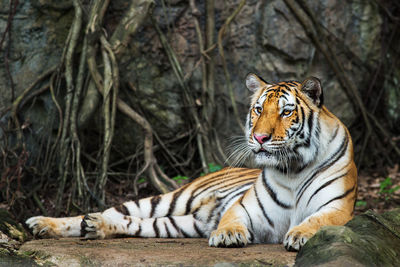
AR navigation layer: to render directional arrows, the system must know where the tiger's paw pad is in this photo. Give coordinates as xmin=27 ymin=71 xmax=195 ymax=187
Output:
xmin=283 ymin=227 xmax=315 ymax=252
xmin=25 ymin=216 xmax=60 ymax=238
xmin=81 ymin=213 xmax=107 ymax=239
xmin=208 ymin=226 xmax=250 ymax=248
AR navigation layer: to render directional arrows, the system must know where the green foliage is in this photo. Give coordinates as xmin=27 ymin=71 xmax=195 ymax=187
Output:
xmin=379 ymin=177 xmax=400 ymax=200
xmin=172 ymin=175 xmax=189 ymax=184
xmin=137 ymin=177 xmax=147 ymax=184
xmin=208 ymin=163 xmax=222 ymax=173
xmin=355 ymin=200 xmax=367 ymax=207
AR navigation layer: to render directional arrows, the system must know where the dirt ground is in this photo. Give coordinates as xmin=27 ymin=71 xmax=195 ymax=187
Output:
xmin=19 ymin=238 xmax=296 ymax=267
xmin=355 ymin=165 xmax=400 ymax=215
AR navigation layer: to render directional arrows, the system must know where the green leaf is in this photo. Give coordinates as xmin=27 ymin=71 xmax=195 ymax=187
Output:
xmin=172 ymin=175 xmax=189 ymax=184
xmin=208 ymin=163 xmax=222 ymax=173
xmin=388 ymin=185 xmax=400 ymax=194
xmin=355 ymin=200 xmax=367 ymax=207
xmin=379 ymin=177 xmax=393 ymax=193
xmin=137 ymin=177 xmax=146 ymax=184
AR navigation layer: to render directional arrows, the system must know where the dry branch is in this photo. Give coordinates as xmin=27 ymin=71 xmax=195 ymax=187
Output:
xmin=56 ymin=0 xmax=84 ymax=214
xmin=217 ymin=0 xmax=246 ymax=131
xmin=152 ymin=17 xmax=211 ymax=174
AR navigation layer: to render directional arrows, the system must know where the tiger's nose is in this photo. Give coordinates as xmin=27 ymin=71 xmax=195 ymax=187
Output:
xmin=253 ymin=134 xmax=271 ymax=144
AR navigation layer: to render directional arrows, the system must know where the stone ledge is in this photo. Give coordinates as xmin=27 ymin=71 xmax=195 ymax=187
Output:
xmin=19 ymin=238 xmax=296 ymax=266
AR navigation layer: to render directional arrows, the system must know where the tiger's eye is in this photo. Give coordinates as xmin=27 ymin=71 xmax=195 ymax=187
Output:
xmin=282 ymin=110 xmax=292 ymax=116
xmin=255 ymin=106 xmax=262 ymax=114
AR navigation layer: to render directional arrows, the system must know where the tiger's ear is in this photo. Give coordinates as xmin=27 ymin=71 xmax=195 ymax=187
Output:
xmin=246 ymin=73 xmax=269 ymax=92
xmin=300 ymin=77 xmax=324 ymax=107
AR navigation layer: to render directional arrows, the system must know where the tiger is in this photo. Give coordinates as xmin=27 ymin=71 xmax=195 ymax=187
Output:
xmin=26 ymin=73 xmax=357 ymax=251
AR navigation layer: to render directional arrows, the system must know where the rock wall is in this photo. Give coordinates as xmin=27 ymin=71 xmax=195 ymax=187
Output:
xmin=0 ymin=0 xmax=394 ymax=160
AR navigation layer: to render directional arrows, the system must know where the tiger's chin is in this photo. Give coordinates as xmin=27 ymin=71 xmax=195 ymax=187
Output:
xmin=253 ymin=151 xmax=285 ymax=167
xmin=253 ymin=150 xmax=302 ymax=171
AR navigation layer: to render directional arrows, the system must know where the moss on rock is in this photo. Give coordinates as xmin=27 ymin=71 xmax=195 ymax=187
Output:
xmin=295 ymin=209 xmax=400 ymax=266
xmin=0 ymin=209 xmax=27 ymax=242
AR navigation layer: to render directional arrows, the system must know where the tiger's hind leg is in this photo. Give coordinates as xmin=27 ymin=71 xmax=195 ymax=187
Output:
xmin=81 ymin=194 xmax=220 ymax=239
xmin=26 ymin=168 xmax=255 ymax=239
xmin=81 ymin=209 xmax=212 ymax=239
xmin=25 ymin=216 xmax=84 ymax=238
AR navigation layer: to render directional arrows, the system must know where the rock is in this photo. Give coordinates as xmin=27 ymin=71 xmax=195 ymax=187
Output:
xmin=0 ymin=209 xmax=37 ymax=266
xmin=19 ymin=238 xmax=296 ymax=266
xmin=0 ymin=209 xmax=27 ymax=243
xmin=295 ymin=209 xmax=400 ymax=266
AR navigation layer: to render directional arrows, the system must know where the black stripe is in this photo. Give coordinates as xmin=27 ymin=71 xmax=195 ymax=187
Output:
xmin=218 ymin=183 xmax=254 ymax=204
xmin=134 ymin=199 xmax=140 ymax=213
xmin=297 ymin=94 xmax=313 ymax=110
xmin=304 ymin=110 xmax=314 ymax=147
xmin=296 ymin=133 xmax=349 ymax=206
xmin=254 ymin=187 xmax=274 ymax=227
xmin=194 ymin=169 xmax=259 ymax=194
xmin=167 ymin=217 xmax=178 ymax=232
xmin=306 ymin=172 xmax=348 ymax=206
xmin=170 ymin=217 xmax=190 ymax=237
xmin=328 ymin=126 xmax=339 ymax=144
xmin=125 ymin=216 xmax=132 ymax=229
xmin=135 ymin=220 xmax=142 ymax=236
xmin=193 ymin=221 xmax=203 ymax=237
xmin=281 ymin=89 xmax=290 ymax=97
xmin=280 ymin=84 xmax=291 ymax=92
xmin=153 ymin=218 xmax=160 ymax=237
xmin=294 ymin=110 xmax=314 ymax=150
xmin=287 ymin=81 xmax=299 ymax=87
xmin=185 ymin=171 xmax=259 ymax=214
xmin=193 ymin=171 xmax=259 ymax=196
xmin=166 ymin=185 xmax=188 ymax=216
xmin=293 ymin=106 xmax=299 ymax=123
xmin=150 ymin=195 xmax=161 ymax=217
xmin=240 ymin=201 xmax=254 ymax=232
xmin=206 ymin=201 xmax=220 ymax=224
xmin=248 ymin=229 xmax=254 ymax=242
xmin=317 ymin=186 xmax=355 ymax=212
xmin=164 ymin=221 xmax=171 ymax=238
xmin=258 ymin=75 xmax=269 ymax=85
xmin=262 ymin=171 xmax=292 ymax=209
xmin=114 ymin=204 xmax=130 ymax=216
xmin=297 ymin=106 xmax=306 ymax=136
xmin=216 ymin=178 xmax=257 ymax=194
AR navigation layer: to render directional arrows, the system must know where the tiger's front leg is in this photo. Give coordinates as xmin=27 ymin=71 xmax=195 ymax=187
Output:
xmin=208 ymin=201 xmax=252 ymax=248
xmin=284 ymin=170 xmax=357 ymax=251
xmin=283 ymin=208 xmax=353 ymax=251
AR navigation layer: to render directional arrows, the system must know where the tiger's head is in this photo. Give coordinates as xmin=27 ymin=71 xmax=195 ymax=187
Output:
xmin=245 ymin=73 xmax=324 ymax=171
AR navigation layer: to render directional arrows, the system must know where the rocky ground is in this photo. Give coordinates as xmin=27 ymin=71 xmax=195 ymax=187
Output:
xmin=16 ymin=238 xmax=296 ymax=267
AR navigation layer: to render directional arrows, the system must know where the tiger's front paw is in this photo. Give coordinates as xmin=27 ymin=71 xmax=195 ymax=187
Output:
xmin=208 ymin=224 xmax=251 ymax=248
xmin=81 ymin=213 xmax=107 ymax=239
xmin=25 ymin=216 xmax=61 ymax=238
xmin=283 ymin=226 xmax=316 ymax=251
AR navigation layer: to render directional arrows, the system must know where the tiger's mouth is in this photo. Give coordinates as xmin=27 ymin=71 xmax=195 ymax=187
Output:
xmin=252 ymin=148 xmax=277 ymax=156
xmin=253 ymin=143 xmax=288 ymax=154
